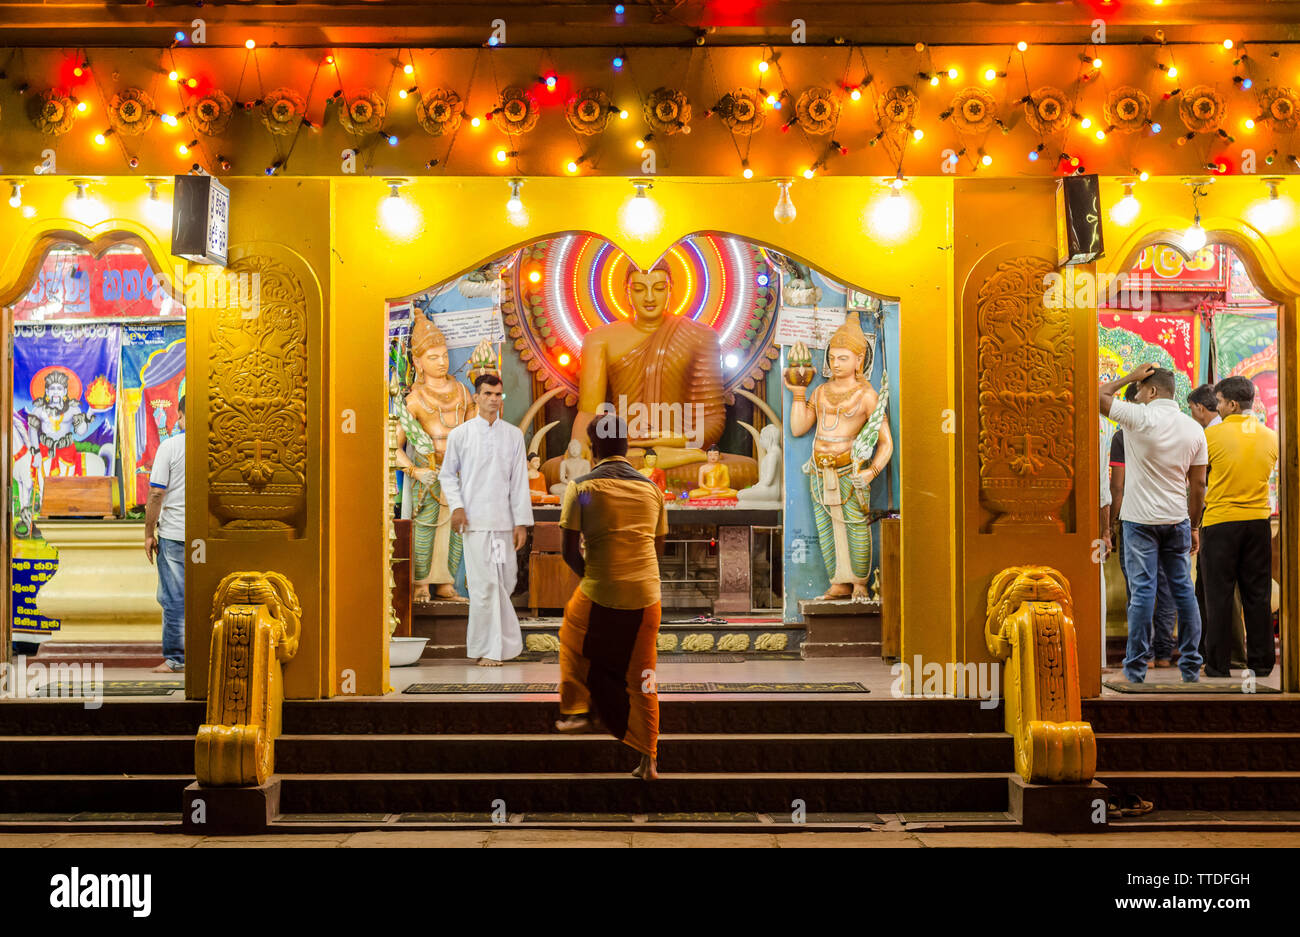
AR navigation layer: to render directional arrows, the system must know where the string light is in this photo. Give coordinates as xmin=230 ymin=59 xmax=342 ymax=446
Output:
xmin=1017 ymin=41 xmax=1028 ymax=52
xmin=74 ymin=98 xmax=87 ymax=113
xmin=565 ymin=159 xmax=580 ymax=174
xmin=177 ymin=140 xmax=197 ymax=156
xmin=984 ymin=68 xmax=997 ymax=81
xmin=802 ymin=167 xmax=815 ymax=179
xmin=850 ymin=87 xmax=862 ymax=101
xmin=1095 ymin=129 xmax=1106 ymax=141
xmin=545 ymin=74 xmax=557 ymax=91
xmin=742 ymin=159 xmax=753 ymax=179
xmin=245 ymin=39 xmax=256 ymax=50
xmin=470 ymin=116 xmax=482 ymax=128
xmin=1092 ymin=57 xmax=1103 ymax=69
xmin=1223 ymin=39 xmax=1235 ymax=50
xmin=399 ymin=86 xmax=417 ymax=99
xmin=558 ymin=353 xmax=572 ymax=366
xmin=387 ymin=134 xmax=399 ymax=146
xmin=946 ymin=67 xmax=959 ymax=80
xmin=758 ymin=60 xmax=769 ymax=73
xmin=613 ymin=55 xmax=624 ymax=69
xmin=913 ymin=128 xmax=924 ymax=141
xmin=403 ymin=62 xmax=414 ymax=76
xmin=168 ymin=70 xmax=179 ymax=82
xmin=619 ymin=109 xmax=629 ymax=119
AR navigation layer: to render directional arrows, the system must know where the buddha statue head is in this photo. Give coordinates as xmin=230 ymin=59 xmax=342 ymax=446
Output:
xmin=643 ymin=448 xmax=658 ymax=469
xmin=411 ymin=315 xmax=450 ymax=380
xmin=826 ymin=313 xmax=867 ymax=381
xmin=528 ymin=452 xmax=542 ymax=472
xmin=566 ymin=439 xmax=583 ymax=459
xmin=707 ymin=444 xmax=721 ymax=463
xmin=624 ymin=260 xmax=673 ymax=324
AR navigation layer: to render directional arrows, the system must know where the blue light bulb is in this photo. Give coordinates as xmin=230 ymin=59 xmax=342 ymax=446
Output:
xmin=1028 ymin=150 xmax=1039 ymax=161
xmin=613 ymin=56 xmax=624 ymax=69
xmin=175 ymin=31 xmax=186 ymax=42
xmin=488 ymin=36 xmax=499 ymax=47
xmin=388 ymin=134 xmax=398 ymax=145
xmin=1151 ymin=122 xmax=1162 ymax=134
xmin=1243 ymin=78 xmax=1253 ymax=89
xmin=757 ymin=273 xmax=770 ymax=286
xmin=615 ymin=3 xmax=625 ymax=13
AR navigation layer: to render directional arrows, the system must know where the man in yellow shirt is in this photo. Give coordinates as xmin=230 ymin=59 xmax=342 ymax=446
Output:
xmin=555 ymin=413 xmax=668 ymax=780
xmin=1201 ymin=376 xmax=1279 ymax=677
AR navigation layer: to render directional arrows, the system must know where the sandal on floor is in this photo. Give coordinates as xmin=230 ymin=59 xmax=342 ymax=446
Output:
xmin=1120 ymin=792 xmax=1154 ymax=816
xmin=1107 ymin=796 xmax=1124 ymax=821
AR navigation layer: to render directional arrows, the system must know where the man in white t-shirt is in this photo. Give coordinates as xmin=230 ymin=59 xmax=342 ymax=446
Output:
xmin=1100 ymin=364 xmax=1208 ymax=683
xmin=145 ymin=395 xmax=186 ymax=673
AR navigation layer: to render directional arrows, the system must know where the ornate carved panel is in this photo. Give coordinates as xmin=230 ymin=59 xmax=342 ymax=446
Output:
xmin=976 ymin=256 xmax=1075 ymax=532
xmin=208 ymin=255 xmax=308 ymax=537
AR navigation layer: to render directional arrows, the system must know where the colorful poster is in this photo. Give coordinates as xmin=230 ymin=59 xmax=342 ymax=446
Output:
xmin=12 ymin=324 xmax=121 ymax=521
xmin=11 ymin=246 xmax=181 ymax=321
xmin=10 ymin=538 xmax=60 ymax=636
xmin=1098 ymin=310 xmax=1199 ymax=415
xmin=1214 ymin=308 xmax=1279 ymax=431
xmin=119 ymin=325 xmax=187 ymax=508
xmin=1226 ymin=254 xmax=1272 ymax=306
xmin=1127 ymin=244 xmax=1226 ymax=292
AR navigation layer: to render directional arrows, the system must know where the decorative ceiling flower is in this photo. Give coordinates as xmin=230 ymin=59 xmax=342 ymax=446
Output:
xmin=950 ymin=87 xmax=997 ymax=134
xmin=877 ymin=86 xmax=918 ymax=131
xmin=1258 ymin=87 xmax=1299 ymax=132
xmin=1104 ymin=86 xmax=1151 ymax=132
xmin=1024 ymin=86 xmax=1069 ymax=135
xmin=493 ymin=86 xmax=539 ymax=134
xmin=30 ymin=90 xmax=76 ymax=135
xmin=795 ymin=87 xmax=839 ymax=134
xmin=1179 ymin=85 xmax=1226 ymax=134
xmin=565 ymin=87 xmax=613 ymax=135
xmin=108 ymin=87 xmax=156 ymax=136
xmin=416 ymin=88 xmax=463 ymax=136
xmin=716 ymin=88 xmax=765 ymax=135
xmin=260 ymin=87 xmax=306 ymax=136
xmin=192 ymin=89 xmax=233 ymax=135
xmin=338 ymin=90 xmax=386 ymax=135
xmin=644 ymin=87 xmax=691 ymax=135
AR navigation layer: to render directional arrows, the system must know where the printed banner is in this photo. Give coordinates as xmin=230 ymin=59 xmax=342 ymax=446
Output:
xmin=1128 ymin=244 xmax=1227 ymax=292
xmin=12 ymin=324 xmax=121 ymax=523
xmin=10 ymin=538 xmax=60 ymax=635
xmin=11 ymin=247 xmax=181 ymax=321
xmin=1099 ymin=310 xmax=1199 ymax=415
xmin=773 ymin=305 xmax=850 ymax=348
xmin=119 ymin=325 xmax=187 ymax=508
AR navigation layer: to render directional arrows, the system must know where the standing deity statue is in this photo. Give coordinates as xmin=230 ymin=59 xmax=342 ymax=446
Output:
xmin=394 ymin=317 xmax=473 ymax=602
xmin=784 ymin=315 xmax=893 ymax=601
xmin=27 ymin=369 xmax=94 ymax=478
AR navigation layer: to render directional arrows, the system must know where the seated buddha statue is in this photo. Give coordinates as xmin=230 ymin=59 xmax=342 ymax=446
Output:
xmin=550 ymin=439 xmax=591 ymax=497
xmin=688 ymin=446 xmax=738 ymax=501
xmin=638 ymin=447 xmax=668 ymax=492
xmin=568 ymin=261 xmax=725 ymax=471
xmin=528 ymin=452 xmax=560 ymax=505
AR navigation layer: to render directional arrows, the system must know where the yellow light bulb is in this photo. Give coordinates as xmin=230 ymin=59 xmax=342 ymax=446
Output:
xmin=1139 ymin=171 xmax=1150 ymax=181
xmin=1224 ymin=39 xmax=1234 ymax=49
xmin=76 ymin=101 xmax=88 ymax=113
xmin=528 ymin=270 xmax=541 ymax=283
xmin=178 ymin=143 xmax=189 ymax=155
xmin=1167 ymin=65 xmax=1178 ymax=79
xmin=803 ymin=168 xmax=815 ymax=179
xmin=403 ymin=63 xmax=414 ymax=75
xmin=984 ymin=68 xmax=997 ymax=81
xmin=1017 ymin=41 xmax=1028 ymax=52
xmin=947 ymin=67 xmax=959 ymax=80
xmin=93 ymin=132 xmax=106 ymax=146
xmin=1092 ymin=57 xmax=1103 ymax=69
xmin=1245 ymin=118 xmax=1256 ymax=130
xmin=913 ymin=128 xmax=924 ymax=141
xmin=470 ymin=116 xmax=482 ymax=128
xmin=245 ymin=39 xmax=256 ymax=49
xmin=558 ymin=353 xmax=571 ymax=366
xmin=494 ymin=149 xmax=507 ymax=162
xmin=398 ymin=88 xmax=408 ymax=99
xmin=168 ymin=70 xmax=179 ymax=82
xmin=1095 ymin=129 xmax=1106 ymax=141
xmin=981 ymin=154 xmax=992 ymax=166
xmin=1080 ymin=117 xmax=1092 ymax=129
xmin=566 ymin=160 xmax=579 ymax=174
xmin=757 ymin=61 xmax=769 ymax=72
xmin=619 ymin=110 xmax=629 ymax=119
xmin=742 ymin=167 xmax=754 ymax=178
xmin=929 ymin=75 xmax=939 ymax=87
xmin=850 ymin=88 xmax=861 ymax=101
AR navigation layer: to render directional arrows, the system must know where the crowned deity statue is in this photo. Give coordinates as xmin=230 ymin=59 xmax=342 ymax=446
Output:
xmin=785 ymin=315 xmax=893 ymax=601
xmin=569 ymin=262 xmax=726 ymax=470
xmin=394 ymin=316 xmax=473 ymax=602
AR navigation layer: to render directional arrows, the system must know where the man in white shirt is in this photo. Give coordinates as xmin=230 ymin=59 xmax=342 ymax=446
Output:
xmin=1100 ymin=364 xmax=1208 ymax=683
xmin=145 ymin=395 xmax=186 ymax=673
xmin=440 ymin=373 xmax=533 ymax=666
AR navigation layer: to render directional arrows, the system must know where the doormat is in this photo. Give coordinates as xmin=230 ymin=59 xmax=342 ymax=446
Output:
xmin=34 ymin=680 xmax=184 ymax=697
xmin=403 ymin=681 xmax=868 ymax=694
xmin=1103 ymin=679 xmax=1280 ymax=694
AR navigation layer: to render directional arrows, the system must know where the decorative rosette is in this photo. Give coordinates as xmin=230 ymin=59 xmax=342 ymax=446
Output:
xmin=30 ymin=90 xmax=76 ymax=135
xmin=565 ymin=87 xmax=612 ymax=135
xmin=192 ymin=89 xmax=233 ymax=135
xmin=1179 ymin=85 xmax=1226 ymax=134
xmin=794 ymin=87 xmax=839 ymax=134
xmin=877 ymin=86 xmax=919 ymax=130
xmin=644 ymin=87 xmax=691 ymax=135
xmin=716 ymin=88 xmax=765 ymax=135
xmin=416 ymin=88 xmax=463 ymax=136
xmin=1024 ymin=86 xmax=1069 ymax=135
xmin=108 ymin=87 xmax=155 ymax=136
xmin=338 ymin=90 xmax=386 ymax=135
xmin=260 ymin=87 xmax=306 ymax=135
xmin=1258 ymin=87 xmax=1299 ymax=132
xmin=1104 ymin=86 xmax=1151 ymax=132
xmin=493 ymin=86 xmax=539 ymax=135
xmin=950 ymin=87 xmax=997 ymax=134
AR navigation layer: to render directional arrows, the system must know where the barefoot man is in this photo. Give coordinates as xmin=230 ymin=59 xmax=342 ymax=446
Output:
xmin=440 ymin=373 xmax=533 ymax=666
xmin=555 ymin=414 xmax=667 ymax=780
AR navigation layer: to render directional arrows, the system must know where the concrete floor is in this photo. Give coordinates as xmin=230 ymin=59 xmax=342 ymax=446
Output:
xmin=3 ymin=830 xmax=1298 ymax=847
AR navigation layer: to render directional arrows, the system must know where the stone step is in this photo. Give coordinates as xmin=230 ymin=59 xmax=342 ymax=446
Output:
xmin=1096 ymin=771 xmax=1300 ymax=812
xmin=274 ymin=772 xmax=1014 ymax=814
xmin=1083 ymin=698 xmax=1300 ymax=733
xmin=1096 ymin=733 xmax=1300 ymax=772
xmin=0 ymin=733 xmax=1012 ymax=775
xmin=30 ymin=642 xmax=164 ymax=668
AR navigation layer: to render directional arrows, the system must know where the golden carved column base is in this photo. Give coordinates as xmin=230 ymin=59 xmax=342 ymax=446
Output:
xmin=195 ymin=572 xmax=301 ymax=788
xmin=985 ymin=565 xmax=1097 ymax=784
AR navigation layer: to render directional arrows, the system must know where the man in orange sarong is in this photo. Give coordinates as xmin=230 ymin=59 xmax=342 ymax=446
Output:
xmin=556 ymin=414 xmax=668 ymax=780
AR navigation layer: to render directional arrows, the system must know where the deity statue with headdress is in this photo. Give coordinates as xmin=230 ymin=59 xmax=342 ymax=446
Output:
xmin=394 ymin=315 xmax=473 ymax=602
xmin=784 ymin=313 xmax=893 ymax=601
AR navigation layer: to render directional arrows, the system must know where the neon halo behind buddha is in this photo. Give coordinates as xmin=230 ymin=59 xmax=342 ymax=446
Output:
xmin=688 ymin=445 xmax=738 ymax=501
xmin=569 ymin=262 xmax=725 ymax=470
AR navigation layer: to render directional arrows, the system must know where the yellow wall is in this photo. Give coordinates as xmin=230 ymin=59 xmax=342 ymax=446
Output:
xmin=2 ymin=172 xmax=1294 ymax=695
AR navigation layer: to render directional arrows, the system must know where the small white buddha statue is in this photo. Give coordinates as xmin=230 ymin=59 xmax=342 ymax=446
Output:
xmin=551 ymin=438 xmax=592 ymax=497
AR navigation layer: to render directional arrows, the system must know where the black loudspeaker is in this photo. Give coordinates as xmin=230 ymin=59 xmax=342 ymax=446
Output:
xmin=171 ymin=174 xmax=230 ymax=266
xmin=1056 ymin=173 xmax=1104 ymax=265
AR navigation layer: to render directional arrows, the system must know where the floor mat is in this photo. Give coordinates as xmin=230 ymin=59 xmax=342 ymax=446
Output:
xmin=33 ymin=680 xmax=184 ymax=697
xmin=403 ymin=681 xmax=868 ymax=694
xmin=1103 ymin=679 xmax=1279 ymax=694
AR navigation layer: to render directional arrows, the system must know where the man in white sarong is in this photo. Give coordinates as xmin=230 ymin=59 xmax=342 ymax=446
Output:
xmin=439 ymin=372 xmax=533 ymax=666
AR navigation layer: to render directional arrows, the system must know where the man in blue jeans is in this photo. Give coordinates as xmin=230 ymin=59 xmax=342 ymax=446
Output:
xmin=145 ymin=395 xmax=186 ymax=673
xmin=1100 ymin=365 xmax=1207 ymax=683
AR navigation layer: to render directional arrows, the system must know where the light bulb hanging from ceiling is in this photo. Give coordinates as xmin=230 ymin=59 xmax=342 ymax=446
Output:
xmin=506 ymin=179 xmax=524 ymax=214
xmin=1110 ymin=180 xmax=1141 ymax=226
xmin=773 ymin=180 xmax=796 ymax=223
